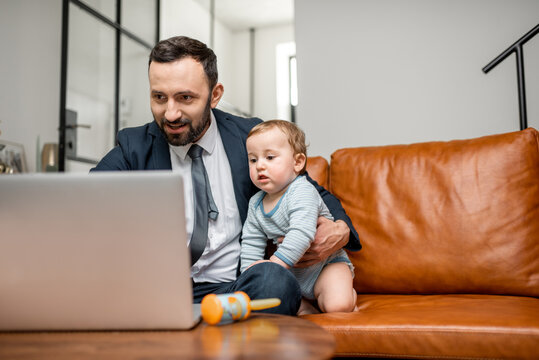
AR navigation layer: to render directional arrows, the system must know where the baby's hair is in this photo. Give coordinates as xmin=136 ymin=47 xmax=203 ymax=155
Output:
xmin=247 ymin=120 xmax=307 ymax=174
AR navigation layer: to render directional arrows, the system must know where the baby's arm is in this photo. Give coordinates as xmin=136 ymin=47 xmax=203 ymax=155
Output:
xmin=240 ymin=200 xmax=268 ymax=272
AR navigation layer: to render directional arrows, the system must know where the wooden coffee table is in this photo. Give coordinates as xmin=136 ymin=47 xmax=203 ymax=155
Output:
xmin=0 ymin=313 xmax=335 ymax=359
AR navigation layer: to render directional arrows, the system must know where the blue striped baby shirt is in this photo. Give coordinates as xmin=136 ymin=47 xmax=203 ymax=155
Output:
xmin=240 ymin=175 xmax=353 ymax=299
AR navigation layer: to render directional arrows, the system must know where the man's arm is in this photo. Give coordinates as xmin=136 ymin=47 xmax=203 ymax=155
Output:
xmin=90 ymin=122 xmax=168 ymax=172
xmin=294 ymin=174 xmax=361 ymax=268
xmin=295 ymin=217 xmax=351 ymax=267
xmin=91 ymin=146 xmax=130 ymax=171
xmin=305 ymin=173 xmax=361 ymax=250
xmin=91 ymin=127 xmax=135 ymax=172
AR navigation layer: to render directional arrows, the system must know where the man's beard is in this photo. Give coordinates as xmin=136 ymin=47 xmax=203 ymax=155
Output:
xmin=156 ymin=99 xmax=212 ymax=146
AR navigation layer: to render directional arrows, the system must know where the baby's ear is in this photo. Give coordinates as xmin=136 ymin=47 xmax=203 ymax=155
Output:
xmin=294 ymin=153 xmax=306 ymax=173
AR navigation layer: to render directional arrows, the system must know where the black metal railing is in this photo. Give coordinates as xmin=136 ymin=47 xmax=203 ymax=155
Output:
xmin=483 ymin=23 xmax=539 ymax=130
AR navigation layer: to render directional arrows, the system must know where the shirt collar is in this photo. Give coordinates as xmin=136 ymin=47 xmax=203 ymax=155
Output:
xmin=169 ymin=110 xmax=217 ymax=160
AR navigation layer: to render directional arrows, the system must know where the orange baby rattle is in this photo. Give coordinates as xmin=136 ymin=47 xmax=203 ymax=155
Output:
xmin=201 ymin=291 xmax=281 ymax=325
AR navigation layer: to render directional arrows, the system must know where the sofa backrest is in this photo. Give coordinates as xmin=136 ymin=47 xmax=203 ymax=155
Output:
xmin=306 ymin=156 xmax=329 ymax=189
xmin=330 ymin=128 xmax=539 ymax=297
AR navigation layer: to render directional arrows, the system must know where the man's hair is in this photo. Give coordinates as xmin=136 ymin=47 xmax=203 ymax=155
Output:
xmin=149 ymin=36 xmax=218 ymax=91
xmin=248 ymin=120 xmax=308 ymax=174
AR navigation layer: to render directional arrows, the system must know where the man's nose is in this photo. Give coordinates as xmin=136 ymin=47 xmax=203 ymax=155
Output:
xmin=164 ymin=100 xmax=182 ymax=121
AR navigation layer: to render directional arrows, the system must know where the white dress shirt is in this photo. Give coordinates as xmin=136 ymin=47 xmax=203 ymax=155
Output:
xmin=169 ymin=112 xmax=243 ymax=283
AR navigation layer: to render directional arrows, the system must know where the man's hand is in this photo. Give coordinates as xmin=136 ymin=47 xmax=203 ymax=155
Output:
xmin=245 ymin=259 xmax=271 ymax=271
xmin=295 ymin=217 xmax=350 ymax=268
xmin=245 ymin=256 xmax=290 ymax=271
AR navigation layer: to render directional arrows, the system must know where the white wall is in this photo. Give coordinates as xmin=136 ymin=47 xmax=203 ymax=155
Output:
xmin=160 ymin=0 xmax=211 ymax=43
xmin=228 ymin=31 xmax=251 ymax=114
xmin=253 ymin=24 xmax=295 ymax=120
xmin=213 ymin=18 xmax=236 ymax=112
xmin=226 ymin=25 xmax=295 ymax=119
xmin=295 ymin=0 xmax=539 ymax=160
xmin=0 ymin=0 xmax=62 ymax=172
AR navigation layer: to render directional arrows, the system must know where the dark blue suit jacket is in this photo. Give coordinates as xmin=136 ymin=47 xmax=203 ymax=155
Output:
xmin=91 ymin=108 xmax=360 ymax=250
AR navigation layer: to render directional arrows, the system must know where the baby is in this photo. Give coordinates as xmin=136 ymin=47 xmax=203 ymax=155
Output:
xmin=240 ymin=120 xmax=356 ymax=314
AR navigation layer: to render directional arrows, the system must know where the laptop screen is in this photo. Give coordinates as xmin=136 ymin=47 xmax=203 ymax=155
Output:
xmin=0 ymin=171 xmax=198 ymax=330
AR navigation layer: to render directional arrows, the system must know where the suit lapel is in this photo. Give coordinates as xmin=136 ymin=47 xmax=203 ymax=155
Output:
xmin=214 ymin=110 xmax=251 ymax=223
xmin=149 ymin=121 xmax=172 ymax=170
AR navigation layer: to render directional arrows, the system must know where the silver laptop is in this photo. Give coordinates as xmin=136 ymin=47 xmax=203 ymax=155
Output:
xmin=0 ymin=171 xmax=201 ymax=331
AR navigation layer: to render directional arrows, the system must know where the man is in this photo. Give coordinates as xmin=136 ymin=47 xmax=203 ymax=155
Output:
xmin=92 ymin=36 xmax=361 ymax=315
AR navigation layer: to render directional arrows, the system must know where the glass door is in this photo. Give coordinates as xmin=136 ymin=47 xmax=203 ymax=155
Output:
xmin=59 ymin=0 xmax=158 ymax=172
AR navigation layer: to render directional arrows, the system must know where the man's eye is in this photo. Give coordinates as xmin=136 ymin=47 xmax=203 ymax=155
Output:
xmin=182 ymin=95 xmax=192 ymax=101
xmin=153 ymin=94 xmax=166 ymax=102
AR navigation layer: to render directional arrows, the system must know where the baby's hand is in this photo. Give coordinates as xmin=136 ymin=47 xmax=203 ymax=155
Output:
xmin=269 ymin=255 xmax=290 ymax=269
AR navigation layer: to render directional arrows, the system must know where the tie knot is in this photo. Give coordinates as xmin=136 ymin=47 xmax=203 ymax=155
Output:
xmin=187 ymin=144 xmax=204 ymax=159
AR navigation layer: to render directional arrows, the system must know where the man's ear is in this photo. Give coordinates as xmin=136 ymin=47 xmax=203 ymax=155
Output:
xmin=210 ymin=83 xmax=224 ymax=108
xmin=294 ymin=153 xmax=307 ymax=174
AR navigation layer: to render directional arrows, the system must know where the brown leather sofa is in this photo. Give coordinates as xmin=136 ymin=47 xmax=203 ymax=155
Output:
xmin=302 ymin=128 xmax=539 ymax=359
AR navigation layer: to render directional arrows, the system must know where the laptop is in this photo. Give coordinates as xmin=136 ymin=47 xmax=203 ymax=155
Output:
xmin=0 ymin=171 xmax=201 ymax=331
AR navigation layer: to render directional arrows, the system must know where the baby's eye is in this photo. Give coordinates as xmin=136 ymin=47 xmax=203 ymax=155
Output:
xmin=249 ymin=158 xmax=257 ymax=163
xmin=267 ymin=155 xmax=275 ymax=160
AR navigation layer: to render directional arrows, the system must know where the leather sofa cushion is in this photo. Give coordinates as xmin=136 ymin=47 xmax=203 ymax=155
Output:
xmin=301 ymin=294 xmax=539 ymax=359
xmin=330 ymin=128 xmax=539 ymax=296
